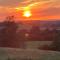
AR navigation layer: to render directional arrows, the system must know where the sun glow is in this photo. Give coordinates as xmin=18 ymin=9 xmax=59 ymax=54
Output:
xmin=23 ymin=11 xmax=32 ymax=17
xmin=23 ymin=6 xmax=32 ymax=17
xmin=15 ymin=2 xmax=41 ymax=18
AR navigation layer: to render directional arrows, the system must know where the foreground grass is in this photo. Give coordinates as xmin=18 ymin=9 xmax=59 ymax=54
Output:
xmin=0 ymin=47 xmax=60 ymax=60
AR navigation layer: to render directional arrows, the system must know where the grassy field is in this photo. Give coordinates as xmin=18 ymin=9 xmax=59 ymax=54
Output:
xmin=0 ymin=47 xmax=60 ymax=60
xmin=25 ymin=41 xmax=53 ymax=49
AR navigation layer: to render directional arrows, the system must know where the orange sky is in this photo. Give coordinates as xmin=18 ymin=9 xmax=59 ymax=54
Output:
xmin=0 ymin=0 xmax=60 ymax=21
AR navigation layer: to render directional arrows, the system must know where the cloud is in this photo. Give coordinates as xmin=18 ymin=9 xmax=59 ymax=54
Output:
xmin=0 ymin=0 xmax=60 ymax=20
xmin=0 ymin=0 xmax=59 ymax=7
xmin=0 ymin=0 xmax=51 ymax=7
xmin=31 ymin=1 xmax=60 ymax=18
xmin=0 ymin=0 xmax=23 ymax=7
xmin=41 ymin=7 xmax=60 ymax=16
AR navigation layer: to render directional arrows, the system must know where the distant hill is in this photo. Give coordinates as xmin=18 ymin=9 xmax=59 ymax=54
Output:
xmin=20 ymin=20 xmax=60 ymax=27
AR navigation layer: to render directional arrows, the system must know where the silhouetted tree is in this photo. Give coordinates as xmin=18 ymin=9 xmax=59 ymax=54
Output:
xmin=1 ymin=16 xmax=18 ymax=48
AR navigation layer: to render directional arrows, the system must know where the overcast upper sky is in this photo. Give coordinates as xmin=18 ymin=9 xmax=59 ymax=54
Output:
xmin=0 ymin=0 xmax=60 ymax=21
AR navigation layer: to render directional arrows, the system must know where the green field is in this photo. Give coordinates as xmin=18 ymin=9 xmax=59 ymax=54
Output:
xmin=0 ymin=47 xmax=60 ymax=60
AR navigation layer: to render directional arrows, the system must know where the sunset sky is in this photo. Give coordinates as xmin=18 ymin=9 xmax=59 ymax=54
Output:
xmin=0 ymin=0 xmax=60 ymax=21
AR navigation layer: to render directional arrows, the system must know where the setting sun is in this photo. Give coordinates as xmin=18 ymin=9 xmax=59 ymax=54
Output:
xmin=23 ymin=11 xmax=32 ymax=17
